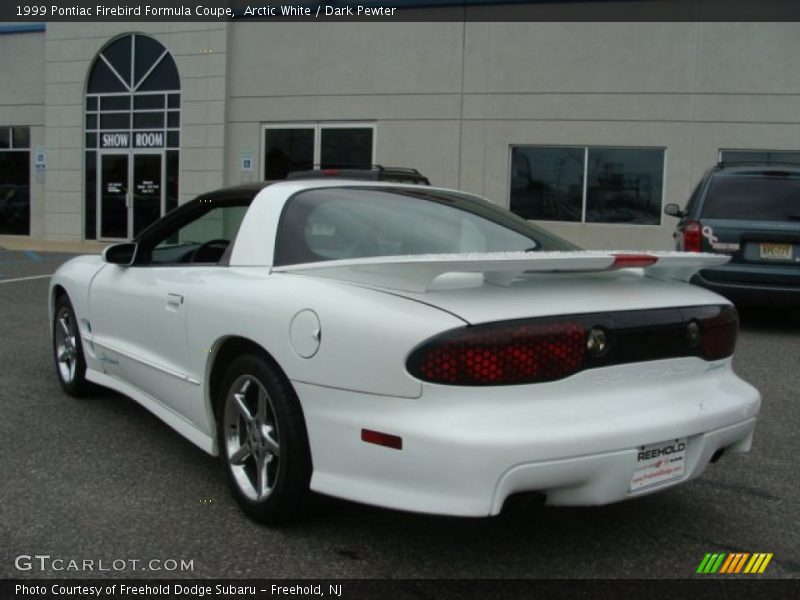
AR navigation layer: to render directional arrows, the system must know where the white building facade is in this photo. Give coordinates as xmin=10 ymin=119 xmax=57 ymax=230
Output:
xmin=1 ymin=20 xmax=799 ymax=249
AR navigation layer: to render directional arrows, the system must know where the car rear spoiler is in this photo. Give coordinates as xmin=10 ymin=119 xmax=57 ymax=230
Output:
xmin=271 ymin=251 xmax=730 ymax=293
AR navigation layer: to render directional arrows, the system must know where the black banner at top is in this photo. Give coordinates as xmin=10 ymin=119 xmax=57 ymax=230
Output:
xmin=2 ymin=0 xmax=800 ymax=22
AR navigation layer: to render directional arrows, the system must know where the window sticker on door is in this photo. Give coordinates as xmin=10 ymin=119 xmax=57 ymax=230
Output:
xmin=136 ymin=180 xmax=160 ymax=195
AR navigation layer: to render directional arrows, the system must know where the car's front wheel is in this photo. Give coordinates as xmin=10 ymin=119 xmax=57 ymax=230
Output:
xmin=53 ymin=294 xmax=91 ymax=396
xmin=217 ymin=354 xmax=312 ymax=524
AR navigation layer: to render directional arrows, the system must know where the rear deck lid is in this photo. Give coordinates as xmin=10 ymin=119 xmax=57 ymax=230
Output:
xmin=273 ymin=251 xmax=730 ymax=323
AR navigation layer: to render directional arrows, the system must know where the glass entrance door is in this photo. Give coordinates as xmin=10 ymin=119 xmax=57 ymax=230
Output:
xmin=98 ymin=152 xmax=164 ymax=240
xmin=100 ymin=154 xmax=129 ymax=239
xmin=132 ymin=153 xmax=163 ymax=237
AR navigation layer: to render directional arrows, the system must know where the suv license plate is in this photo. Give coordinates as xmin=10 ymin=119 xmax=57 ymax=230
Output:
xmin=760 ymin=243 xmax=793 ymax=260
xmin=630 ymin=438 xmax=687 ymax=491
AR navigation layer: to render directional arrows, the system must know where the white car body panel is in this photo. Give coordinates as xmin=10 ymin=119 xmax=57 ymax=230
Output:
xmin=298 ymin=357 xmax=758 ymax=516
xmin=380 ymin=271 xmax=731 ymax=325
xmin=48 ymin=180 xmax=761 ymax=516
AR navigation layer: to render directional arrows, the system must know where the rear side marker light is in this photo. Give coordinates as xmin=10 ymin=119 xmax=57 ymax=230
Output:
xmin=611 ymin=254 xmax=658 ymax=268
xmin=361 ymin=429 xmax=403 ymax=450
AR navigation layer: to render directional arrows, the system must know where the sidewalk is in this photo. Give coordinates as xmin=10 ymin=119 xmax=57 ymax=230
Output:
xmin=0 ymin=235 xmax=107 ymax=254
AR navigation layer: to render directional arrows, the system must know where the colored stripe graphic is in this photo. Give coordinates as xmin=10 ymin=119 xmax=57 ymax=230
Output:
xmin=720 ymin=553 xmax=749 ymax=573
xmin=697 ymin=552 xmax=773 ymax=574
xmin=744 ymin=553 xmax=773 ymax=574
xmin=697 ymin=553 xmax=726 ymax=573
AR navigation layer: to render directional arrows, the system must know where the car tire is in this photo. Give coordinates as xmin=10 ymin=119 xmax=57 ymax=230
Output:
xmin=217 ymin=353 xmax=312 ymax=524
xmin=53 ymin=294 xmax=92 ymax=397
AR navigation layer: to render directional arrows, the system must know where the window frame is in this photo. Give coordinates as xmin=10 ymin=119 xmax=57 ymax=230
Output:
xmin=0 ymin=126 xmax=30 ymax=150
xmin=261 ymin=122 xmax=376 ymax=180
xmin=508 ymin=144 xmax=667 ymax=227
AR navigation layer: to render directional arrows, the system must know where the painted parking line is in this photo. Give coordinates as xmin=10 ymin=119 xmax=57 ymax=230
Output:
xmin=0 ymin=274 xmax=53 ymax=284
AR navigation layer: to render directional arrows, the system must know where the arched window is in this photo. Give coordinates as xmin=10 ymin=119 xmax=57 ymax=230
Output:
xmin=85 ymin=34 xmax=180 ymax=240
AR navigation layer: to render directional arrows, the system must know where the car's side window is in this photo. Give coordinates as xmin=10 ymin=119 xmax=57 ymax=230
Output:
xmin=147 ymin=204 xmax=249 ymax=265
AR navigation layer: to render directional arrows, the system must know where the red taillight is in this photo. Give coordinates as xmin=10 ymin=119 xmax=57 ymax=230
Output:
xmin=700 ymin=305 xmax=738 ymax=360
xmin=683 ymin=221 xmax=702 ymax=252
xmin=612 ymin=254 xmax=658 ymax=269
xmin=321 ymin=169 xmax=340 ymax=176
xmin=408 ymin=321 xmax=585 ymax=386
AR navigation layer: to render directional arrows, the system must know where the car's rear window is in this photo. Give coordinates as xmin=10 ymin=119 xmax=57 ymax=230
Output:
xmin=701 ymin=171 xmax=800 ymax=221
xmin=274 ymin=187 xmax=578 ymax=266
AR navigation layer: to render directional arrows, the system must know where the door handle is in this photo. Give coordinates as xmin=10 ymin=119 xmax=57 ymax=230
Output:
xmin=166 ymin=293 xmax=184 ymax=308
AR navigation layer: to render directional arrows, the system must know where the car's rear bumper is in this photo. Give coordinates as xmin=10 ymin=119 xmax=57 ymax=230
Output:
xmin=692 ymin=270 xmax=800 ymax=308
xmin=294 ymin=357 xmax=760 ymax=516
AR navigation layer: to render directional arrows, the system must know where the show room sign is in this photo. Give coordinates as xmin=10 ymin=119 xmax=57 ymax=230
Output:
xmin=101 ymin=131 xmax=165 ymax=148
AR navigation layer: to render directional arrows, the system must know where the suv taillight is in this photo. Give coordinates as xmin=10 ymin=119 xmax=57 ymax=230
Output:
xmin=683 ymin=221 xmax=702 ymax=252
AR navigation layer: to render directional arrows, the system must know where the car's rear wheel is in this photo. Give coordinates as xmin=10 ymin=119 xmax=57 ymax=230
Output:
xmin=217 ymin=354 xmax=312 ymax=524
xmin=53 ymin=294 xmax=90 ymax=396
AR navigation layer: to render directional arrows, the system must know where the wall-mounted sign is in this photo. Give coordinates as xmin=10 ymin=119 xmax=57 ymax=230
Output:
xmin=35 ymin=147 xmax=46 ymax=167
xmin=134 ymin=131 xmax=164 ymax=148
xmin=101 ymin=132 xmax=130 ymax=148
xmin=101 ymin=131 xmax=165 ymax=148
xmin=240 ymin=150 xmax=254 ymax=172
xmin=34 ymin=146 xmax=46 ymax=183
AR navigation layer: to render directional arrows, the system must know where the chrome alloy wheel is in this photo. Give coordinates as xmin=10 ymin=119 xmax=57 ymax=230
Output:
xmin=223 ymin=375 xmax=281 ymax=502
xmin=55 ymin=306 xmax=79 ymax=384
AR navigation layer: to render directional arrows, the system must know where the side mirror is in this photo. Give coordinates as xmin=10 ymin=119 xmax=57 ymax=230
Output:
xmin=102 ymin=242 xmax=137 ymax=266
xmin=664 ymin=203 xmax=684 ymax=218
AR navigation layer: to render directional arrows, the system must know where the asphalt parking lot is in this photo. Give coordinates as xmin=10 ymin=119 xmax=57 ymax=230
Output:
xmin=1 ymin=248 xmax=799 ymax=579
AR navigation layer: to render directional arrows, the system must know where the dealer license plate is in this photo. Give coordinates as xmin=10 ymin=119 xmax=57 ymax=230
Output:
xmin=630 ymin=438 xmax=687 ymax=491
xmin=759 ymin=243 xmax=793 ymax=260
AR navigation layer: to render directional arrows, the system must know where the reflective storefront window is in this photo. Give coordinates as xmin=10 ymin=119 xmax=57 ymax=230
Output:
xmin=585 ymin=148 xmax=663 ymax=225
xmin=263 ymin=124 xmax=375 ymax=180
xmin=510 ymin=145 xmax=665 ymax=225
xmin=0 ymin=126 xmax=30 ymax=235
xmin=509 ymin=147 xmax=584 ymax=222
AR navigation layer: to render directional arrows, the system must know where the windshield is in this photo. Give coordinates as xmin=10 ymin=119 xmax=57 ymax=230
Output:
xmin=274 ymin=186 xmax=578 ymax=266
xmin=702 ymin=171 xmax=800 ymax=221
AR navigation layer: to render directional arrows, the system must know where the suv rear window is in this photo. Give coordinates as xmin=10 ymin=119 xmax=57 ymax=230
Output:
xmin=701 ymin=172 xmax=800 ymax=221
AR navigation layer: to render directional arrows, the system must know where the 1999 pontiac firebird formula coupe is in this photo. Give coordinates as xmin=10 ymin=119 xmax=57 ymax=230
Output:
xmin=49 ymin=177 xmax=761 ymax=523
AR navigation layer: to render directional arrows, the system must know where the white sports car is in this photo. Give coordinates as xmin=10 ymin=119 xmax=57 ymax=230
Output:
xmin=49 ymin=173 xmax=761 ymax=523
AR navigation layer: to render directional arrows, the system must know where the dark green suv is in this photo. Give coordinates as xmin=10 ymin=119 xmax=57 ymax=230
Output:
xmin=665 ymin=163 xmax=800 ymax=308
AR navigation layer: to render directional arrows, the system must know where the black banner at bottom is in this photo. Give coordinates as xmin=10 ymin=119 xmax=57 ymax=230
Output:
xmin=2 ymin=579 xmax=797 ymax=600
